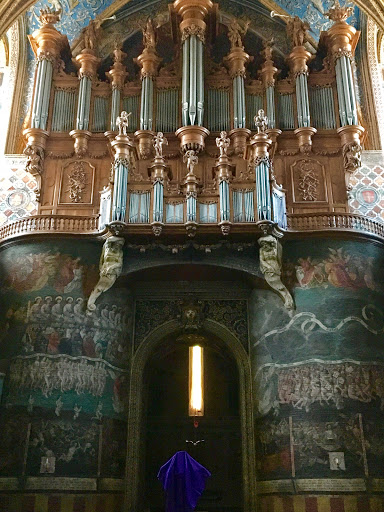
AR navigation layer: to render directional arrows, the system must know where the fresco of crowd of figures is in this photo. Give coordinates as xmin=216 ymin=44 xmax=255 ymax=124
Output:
xmin=0 ymin=236 xmax=384 ymax=487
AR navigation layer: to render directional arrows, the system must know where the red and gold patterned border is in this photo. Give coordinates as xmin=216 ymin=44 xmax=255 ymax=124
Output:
xmin=259 ymin=496 xmax=384 ymax=512
xmin=0 ymin=494 xmax=123 ymax=512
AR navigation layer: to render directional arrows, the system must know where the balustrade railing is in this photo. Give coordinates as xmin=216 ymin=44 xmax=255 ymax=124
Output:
xmin=1 ymin=212 xmax=384 ymax=242
xmin=287 ymin=212 xmax=384 ymax=238
xmin=0 ymin=215 xmax=100 ymax=241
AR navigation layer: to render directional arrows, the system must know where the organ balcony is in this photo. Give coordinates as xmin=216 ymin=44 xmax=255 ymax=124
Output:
xmin=6 ymin=1 xmax=372 ymax=244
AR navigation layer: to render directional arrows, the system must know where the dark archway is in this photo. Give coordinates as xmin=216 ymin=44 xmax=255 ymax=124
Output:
xmin=124 ymin=319 xmax=257 ymax=512
xmin=143 ymin=332 xmax=242 ymax=511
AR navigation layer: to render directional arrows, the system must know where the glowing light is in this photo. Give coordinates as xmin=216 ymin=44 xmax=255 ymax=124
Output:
xmin=189 ymin=345 xmax=204 ymax=416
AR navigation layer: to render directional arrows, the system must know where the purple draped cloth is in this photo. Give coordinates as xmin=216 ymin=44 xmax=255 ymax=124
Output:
xmin=157 ymin=451 xmax=211 ymax=512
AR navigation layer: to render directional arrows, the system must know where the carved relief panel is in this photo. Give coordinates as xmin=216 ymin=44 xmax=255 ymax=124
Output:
xmin=59 ymin=160 xmax=95 ymax=205
xmin=290 ymin=159 xmax=328 ymax=205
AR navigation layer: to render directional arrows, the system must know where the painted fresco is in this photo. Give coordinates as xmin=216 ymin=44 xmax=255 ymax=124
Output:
xmin=363 ymin=414 xmax=384 ymax=477
xmin=256 ymin=418 xmax=291 ymax=480
xmin=292 ymin=415 xmax=364 ymax=478
xmin=27 ymin=417 xmax=99 ymax=477
xmin=251 ymin=239 xmax=384 ymax=480
xmin=0 ymin=411 xmax=29 ymax=477
xmin=101 ymin=418 xmax=127 ymax=478
xmin=0 ymin=241 xmax=133 ymax=480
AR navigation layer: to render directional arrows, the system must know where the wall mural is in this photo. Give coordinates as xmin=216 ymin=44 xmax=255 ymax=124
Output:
xmin=0 ymin=242 xmax=133 ymax=428
xmin=251 ymin=239 xmax=384 ymax=481
xmin=255 ymin=412 xmax=370 ymax=481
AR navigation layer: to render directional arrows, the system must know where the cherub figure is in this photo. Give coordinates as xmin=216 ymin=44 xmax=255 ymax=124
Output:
xmin=254 ymin=109 xmax=268 ymax=133
xmin=286 ymin=16 xmax=310 ymax=48
xmin=227 ymin=18 xmax=250 ymax=51
xmin=143 ymin=18 xmax=156 ymax=50
xmin=216 ymin=131 xmax=230 ymax=157
xmin=183 ymin=150 xmax=199 ymax=176
xmin=116 ymin=111 xmax=131 ymax=136
xmin=24 ymin=143 xmax=44 ymax=176
xmin=153 ymin=132 xmax=168 ymax=158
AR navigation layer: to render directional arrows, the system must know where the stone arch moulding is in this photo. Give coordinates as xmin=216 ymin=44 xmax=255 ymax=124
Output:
xmin=124 ymin=318 xmax=257 ymax=512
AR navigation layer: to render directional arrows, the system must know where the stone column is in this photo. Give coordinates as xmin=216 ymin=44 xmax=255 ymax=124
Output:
xmin=70 ymin=44 xmax=101 ymax=156
xmin=286 ymin=17 xmax=316 ymax=153
xmin=110 ymin=113 xmax=134 ymax=223
xmin=106 ymin=47 xmax=128 ymax=133
xmin=325 ymin=1 xmax=364 ymax=188
xmin=24 ymin=8 xmax=67 ymax=201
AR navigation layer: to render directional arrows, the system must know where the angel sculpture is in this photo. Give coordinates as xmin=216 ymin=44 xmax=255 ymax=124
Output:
xmin=153 ymin=132 xmax=168 ymax=158
xmin=183 ymin=150 xmax=199 ymax=176
xmin=254 ymin=109 xmax=268 ymax=133
xmin=82 ymin=19 xmax=100 ymax=51
xmin=227 ymin=18 xmax=250 ymax=51
xmin=262 ymin=39 xmax=274 ymax=62
xmin=116 ymin=111 xmax=131 ymax=136
xmin=216 ymin=131 xmax=230 ymax=157
xmin=286 ymin=16 xmax=310 ymax=48
xmin=143 ymin=18 xmax=156 ymax=50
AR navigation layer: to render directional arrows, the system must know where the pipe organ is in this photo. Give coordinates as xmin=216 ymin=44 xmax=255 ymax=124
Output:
xmin=24 ymin=1 xmax=364 ymax=239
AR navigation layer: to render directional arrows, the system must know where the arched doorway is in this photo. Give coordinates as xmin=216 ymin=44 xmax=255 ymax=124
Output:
xmin=144 ymin=331 xmax=241 ymax=511
xmin=124 ymin=319 xmax=257 ymax=512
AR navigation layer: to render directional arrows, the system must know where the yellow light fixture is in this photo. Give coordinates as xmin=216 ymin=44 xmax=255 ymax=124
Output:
xmin=189 ymin=345 xmax=204 ymax=417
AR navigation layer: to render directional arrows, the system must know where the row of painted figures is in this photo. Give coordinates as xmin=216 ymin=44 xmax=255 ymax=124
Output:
xmin=7 ymin=296 xmax=131 ymax=331
xmin=259 ymin=362 xmax=384 ymax=414
xmin=19 ymin=322 xmax=130 ymax=363
xmin=8 ymin=356 xmax=127 ymax=399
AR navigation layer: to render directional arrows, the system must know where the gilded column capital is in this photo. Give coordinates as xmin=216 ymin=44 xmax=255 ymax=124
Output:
xmin=73 ymin=50 xmax=101 ymax=81
xmin=250 ymin=132 xmax=272 ymax=159
xmin=111 ymin=134 xmax=134 ymax=161
xmin=173 ymin=0 xmax=213 ymax=42
xmin=28 ymin=9 xmax=67 ymax=61
xmin=134 ymin=48 xmax=162 ymax=79
xmin=287 ymin=46 xmax=313 ymax=77
xmin=325 ymin=0 xmax=359 ymax=60
xmin=224 ymin=47 xmax=252 ymax=78
xmin=325 ymin=22 xmax=360 ymax=61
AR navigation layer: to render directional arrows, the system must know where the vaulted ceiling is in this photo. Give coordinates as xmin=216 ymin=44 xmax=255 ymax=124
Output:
xmin=1 ymin=0 xmax=383 ymax=43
